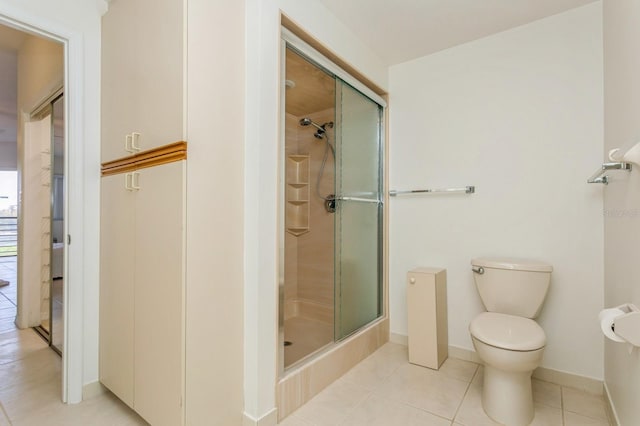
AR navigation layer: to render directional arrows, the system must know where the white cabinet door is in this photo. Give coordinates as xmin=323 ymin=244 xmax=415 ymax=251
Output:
xmin=99 ymin=173 xmax=136 ymax=407
xmin=133 ymin=0 xmax=184 ymax=151
xmin=133 ymin=161 xmax=185 ymax=426
xmin=101 ymin=0 xmax=184 ymax=163
xmin=101 ymin=0 xmax=139 ymax=163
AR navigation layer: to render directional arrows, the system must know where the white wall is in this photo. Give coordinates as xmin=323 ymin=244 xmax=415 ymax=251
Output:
xmin=185 ymin=0 xmax=245 ymax=424
xmin=0 ymin=141 xmax=17 ymax=170
xmin=0 ymin=0 xmax=103 ymax=403
xmin=603 ymin=1 xmax=640 ymax=424
xmin=389 ymin=3 xmax=604 ymax=380
xmin=243 ymin=0 xmax=388 ymax=422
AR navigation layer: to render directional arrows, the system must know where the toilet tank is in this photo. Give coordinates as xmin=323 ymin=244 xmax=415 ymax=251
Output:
xmin=471 ymin=258 xmax=552 ymax=319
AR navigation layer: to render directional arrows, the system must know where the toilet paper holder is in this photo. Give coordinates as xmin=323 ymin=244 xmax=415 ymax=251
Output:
xmin=610 ymin=303 xmax=640 ymax=347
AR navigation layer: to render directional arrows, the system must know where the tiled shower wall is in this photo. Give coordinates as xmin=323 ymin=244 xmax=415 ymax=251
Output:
xmin=284 ymin=108 xmax=335 ymax=324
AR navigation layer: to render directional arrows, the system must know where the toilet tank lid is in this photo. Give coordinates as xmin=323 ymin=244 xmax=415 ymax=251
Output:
xmin=471 ymin=257 xmax=553 ymax=272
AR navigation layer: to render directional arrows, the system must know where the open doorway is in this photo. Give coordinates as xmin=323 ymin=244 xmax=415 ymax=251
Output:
xmin=0 ymin=1 xmax=100 ymax=405
xmin=0 ymin=23 xmax=65 ymax=354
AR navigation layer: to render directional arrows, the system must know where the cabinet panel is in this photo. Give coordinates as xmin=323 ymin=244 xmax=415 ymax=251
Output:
xmin=134 ymin=0 xmax=184 ymax=150
xmin=101 ymin=0 xmax=184 ymax=163
xmin=99 ymin=173 xmax=136 ymax=406
xmin=133 ymin=161 xmax=185 ymax=426
xmin=101 ymin=0 xmax=139 ymax=163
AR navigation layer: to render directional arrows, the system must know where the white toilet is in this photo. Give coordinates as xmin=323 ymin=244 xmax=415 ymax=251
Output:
xmin=469 ymin=258 xmax=553 ymax=426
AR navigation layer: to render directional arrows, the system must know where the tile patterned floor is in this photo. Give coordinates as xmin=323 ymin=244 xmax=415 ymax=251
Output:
xmin=0 ymin=327 xmax=147 ymax=425
xmin=0 ymin=257 xmax=17 ymax=336
xmin=0 ymin=257 xmax=63 ymax=350
xmin=0 ymin=257 xmax=614 ymax=425
xmin=0 ymin=331 xmax=614 ymax=425
xmin=279 ymin=342 xmax=612 ymax=426
xmin=0 ymin=256 xmax=146 ymax=425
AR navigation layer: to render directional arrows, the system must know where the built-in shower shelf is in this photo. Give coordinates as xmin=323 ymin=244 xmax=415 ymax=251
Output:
xmin=286 ymin=154 xmax=310 ymax=236
xmin=287 ymin=227 xmax=310 ymax=236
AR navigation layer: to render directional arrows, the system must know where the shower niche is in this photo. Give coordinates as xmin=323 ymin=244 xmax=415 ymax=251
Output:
xmin=280 ymin=45 xmax=383 ymax=370
xmin=285 ymin=154 xmax=310 ymax=236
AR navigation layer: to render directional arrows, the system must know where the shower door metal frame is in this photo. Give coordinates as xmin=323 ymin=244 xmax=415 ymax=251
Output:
xmin=30 ymin=90 xmax=65 ymax=357
xmin=278 ymin=28 xmax=387 ymax=377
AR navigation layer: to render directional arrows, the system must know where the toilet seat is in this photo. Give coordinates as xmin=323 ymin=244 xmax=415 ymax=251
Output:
xmin=470 ymin=312 xmax=546 ymax=351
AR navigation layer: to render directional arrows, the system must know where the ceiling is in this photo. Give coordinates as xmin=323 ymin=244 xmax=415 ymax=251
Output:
xmin=318 ymin=0 xmax=598 ymax=66
xmin=285 ymin=48 xmax=335 ymax=116
xmin=0 ymin=1 xmax=600 ymax=144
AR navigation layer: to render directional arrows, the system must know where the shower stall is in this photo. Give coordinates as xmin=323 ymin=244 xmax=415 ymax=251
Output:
xmin=279 ymin=43 xmax=384 ymax=372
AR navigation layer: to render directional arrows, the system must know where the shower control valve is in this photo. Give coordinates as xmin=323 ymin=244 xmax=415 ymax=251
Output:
xmin=325 ymin=195 xmax=336 ymax=213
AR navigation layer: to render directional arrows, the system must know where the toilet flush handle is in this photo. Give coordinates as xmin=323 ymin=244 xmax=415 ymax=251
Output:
xmin=472 ymin=266 xmax=484 ymax=274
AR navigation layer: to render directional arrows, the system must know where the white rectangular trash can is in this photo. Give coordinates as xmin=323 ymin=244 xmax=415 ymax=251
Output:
xmin=407 ymin=267 xmax=448 ymax=369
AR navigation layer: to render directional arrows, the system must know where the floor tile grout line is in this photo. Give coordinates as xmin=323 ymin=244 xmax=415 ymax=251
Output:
xmin=0 ymin=400 xmax=12 ymax=425
xmin=561 ymin=385 xmax=612 ymax=424
xmin=0 ymin=293 xmax=13 ymax=305
xmin=561 ymin=385 xmax=565 ymax=426
xmin=372 ymin=383 xmax=468 ymax=423
xmin=334 ymin=389 xmax=374 ymax=426
xmin=450 ymin=363 xmax=479 ymax=425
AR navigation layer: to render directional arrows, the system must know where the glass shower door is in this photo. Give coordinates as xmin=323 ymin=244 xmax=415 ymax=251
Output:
xmin=334 ymin=79 xmax=383 ymax=340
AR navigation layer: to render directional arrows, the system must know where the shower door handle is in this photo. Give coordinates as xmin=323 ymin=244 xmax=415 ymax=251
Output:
xmin=335 ymin=196 xmax=383 ymax=205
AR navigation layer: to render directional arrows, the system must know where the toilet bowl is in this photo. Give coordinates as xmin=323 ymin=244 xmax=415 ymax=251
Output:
xmin=470 ymin=312 xmax=546 ymax=425
xmin=469 ymin=258 xmax=552 ymax=426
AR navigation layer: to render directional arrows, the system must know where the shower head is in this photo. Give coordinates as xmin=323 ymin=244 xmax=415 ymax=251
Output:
xmin=299 ymin=117 xmax=324 ymax=132
xmin=300 ymin=118 xmax=334 ymax=139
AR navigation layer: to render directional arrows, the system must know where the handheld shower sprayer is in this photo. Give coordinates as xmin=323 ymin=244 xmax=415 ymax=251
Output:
xmin=299 ymin=118 xmax=334 ymax=139
xmin=298 ymin=117 xmax=337 ymax=212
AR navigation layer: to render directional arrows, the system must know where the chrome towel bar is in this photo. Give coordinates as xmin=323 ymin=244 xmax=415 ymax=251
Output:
xmin=389 ymin=186 xmax=475 ymax=197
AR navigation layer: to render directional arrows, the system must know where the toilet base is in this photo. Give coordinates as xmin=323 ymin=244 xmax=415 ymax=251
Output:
xmin=482 ymin=365 xmax=534 ymax=426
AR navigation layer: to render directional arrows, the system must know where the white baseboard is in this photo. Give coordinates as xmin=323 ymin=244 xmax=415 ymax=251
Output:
xmin=389 ymin=332 xmax=407 ymax=346
xmin=390 ymin=333 xmax=603 ymax=394
xmin=82 ymin=381 xmax=106 ymax=400
xmin=448 ymin=345 xmax=482 ymax=364
xmin=532 ymin=364 xmax=602 ymax=395
xmin=243 ymin=408 xmax=278 ymax=426
xmin=603 ymin=382 xmax=620 ymax=426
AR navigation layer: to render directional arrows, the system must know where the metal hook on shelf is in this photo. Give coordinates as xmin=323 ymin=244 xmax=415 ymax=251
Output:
xmin=587 ymin=162 xmax=632 ymax=185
